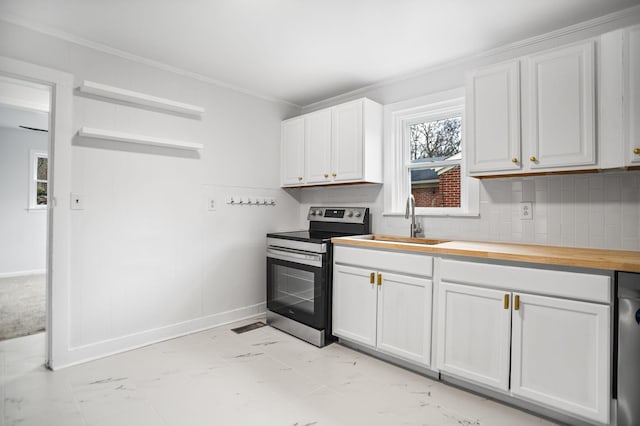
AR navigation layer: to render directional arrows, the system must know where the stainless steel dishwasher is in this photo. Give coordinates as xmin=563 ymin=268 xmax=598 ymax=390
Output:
xmin=617 ymin=272 xmax=640 ymax=426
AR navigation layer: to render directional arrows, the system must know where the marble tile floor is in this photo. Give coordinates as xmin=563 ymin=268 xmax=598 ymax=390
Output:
xmin=0 ymin=316 xmax=556 ymax=426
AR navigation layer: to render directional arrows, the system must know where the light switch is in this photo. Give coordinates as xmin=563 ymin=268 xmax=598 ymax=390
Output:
xmin=70 ymin=193 xmax=84 ymax=210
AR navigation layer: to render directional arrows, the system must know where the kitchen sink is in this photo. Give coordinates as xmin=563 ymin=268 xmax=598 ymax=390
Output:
xmin=369 ymin=234 xmax=450 ymax=246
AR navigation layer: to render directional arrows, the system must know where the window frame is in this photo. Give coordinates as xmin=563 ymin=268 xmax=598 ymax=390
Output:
xmin=383 ymin=88 xmax=479 ymax=217
xmin=29 ymin=149 xmax=48 ymax=210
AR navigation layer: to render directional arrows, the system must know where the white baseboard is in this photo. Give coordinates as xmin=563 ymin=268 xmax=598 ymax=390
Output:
xmin=50 ymin=302 xmax=267 ymax=370
xmin=0 ymin=269 xmax=46 ymax=278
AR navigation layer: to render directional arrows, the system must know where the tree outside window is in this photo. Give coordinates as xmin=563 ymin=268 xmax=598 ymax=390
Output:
xmin=408 ymin=117 xmax=462 ymax=208
xmin=29 ymin=150 xmax=48 ymax=209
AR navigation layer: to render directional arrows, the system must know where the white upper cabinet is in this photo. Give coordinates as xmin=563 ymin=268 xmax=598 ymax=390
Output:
xmin=524 ymin=41 xmax=596 ymax=170
xmin=280 ymin=98 xmax=382 ymax=187
xmin=281 ymin=116 xmax=305 ymax=185
xmin=304 ymin=109 xmax=332 ymax=184
xmin=466 ymin=60 xmax=521 ymax=174
xmin=625 ymin=25 xmax=640 ymax=165
xmin=467 ymin=40 xmax=598 ymax=176
xmin=331 ymin=100 xmax=364 ymax=182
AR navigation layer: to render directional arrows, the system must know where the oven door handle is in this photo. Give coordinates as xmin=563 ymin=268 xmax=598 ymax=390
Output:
xmin=267 ymin=248 xmax=323 ymax=268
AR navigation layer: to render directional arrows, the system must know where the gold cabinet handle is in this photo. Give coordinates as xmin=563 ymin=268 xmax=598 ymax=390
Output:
xmin=324 ymin=173 xmax=329 ymax=178
xmin=511 ymin=158 xmax=518 ymax=163
xmin=530 ymin=156 xmax=537 ymax=162
xmin=514 ymin=295 xmax=520 ymax=311
xmin=503 ymin=294 xmax=510 ymax=310
xmin=332 ymin=173 xmax=337 ymax=177
xmin=377 ymin=273 xmax=382 ymax=286
xmin=297 ymin=177 xmax=303 ymax=181
xmin=369 ymin=272 xmax=375 ymax=284
xmin=634 ymin=148 xmax=640 ymax=155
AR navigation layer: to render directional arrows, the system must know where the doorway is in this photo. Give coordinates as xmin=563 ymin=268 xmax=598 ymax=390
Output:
xmin=0 ymin=75 xmax=51 ymax=342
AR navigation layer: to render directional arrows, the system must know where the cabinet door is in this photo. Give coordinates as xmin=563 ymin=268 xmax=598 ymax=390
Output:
xmin=510 ymin=293 xmax=610 ymax=423
xmin=525 ymin=41 xmax=596 ymax=170
xmin=625 ymin=25 xmax=640 ymax=165
xmin=331 ymin=100 xmax=363 ymax=182
xmin=305 ymin=109 xmax=332 ymax=184
xmin=332 ymin=264 xmax=377 ymax=348
xmin=436 ymin=282 xmax=512 ymax=391
xmin=377 ymin=272 xmax=433 ymax=367
xmin=466 ymin=60 xmax=521 ymax=174
xmin=281 ymin=117 xmax=305 ymax=186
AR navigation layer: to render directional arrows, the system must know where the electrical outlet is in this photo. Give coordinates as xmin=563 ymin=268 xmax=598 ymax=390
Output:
xmin=520 ymin=202 xmax=533 ymax=220
xmin=207 ymin=198 xmax=216 ymax=211
xmin=70 ymin=193 xmax=84 ymax=210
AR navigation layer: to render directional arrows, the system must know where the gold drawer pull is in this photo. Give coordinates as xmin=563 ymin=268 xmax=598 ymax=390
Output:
xmin=514 ymin=295 xmax=520 ymax=311
xmin=297 ymin=177 xmax=303 ymax=181
xmin=369 ymin=272 xmax=375 ymax=284
xmin=634 ymin=148 xmax=640 ymax=155
xmin=530 ymin=156 xmax=537 ymax=162
xmin=503 ymin=294 xmax=510 ymax=310
xmin=511 ymin=158 xmax=518 ymax=163
xmin=377 ymin=273 xmax=382 ymax=286
xmin=324 ymin=173 xmax=329 ymax=178
xmin=332 ymin=173 xmax=337 ymax=177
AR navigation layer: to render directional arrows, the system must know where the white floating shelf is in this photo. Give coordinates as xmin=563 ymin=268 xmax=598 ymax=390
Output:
xmin=77 ymin=127 xmax=203 ymax=151
xmin=78 ymin=80 xmax=205 ymax=116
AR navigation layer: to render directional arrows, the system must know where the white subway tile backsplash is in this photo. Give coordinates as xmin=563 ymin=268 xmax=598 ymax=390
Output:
xmin=304 ymin=170 xmax=640 ymax=251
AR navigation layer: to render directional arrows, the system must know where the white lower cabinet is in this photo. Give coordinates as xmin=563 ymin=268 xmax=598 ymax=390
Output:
xmin=332 ymin=265 xmax=378 ymax=347
xmin=436 ymin=282 xmax=512 ymax=390
xmin=376 ymin=272 xmax=432 ymax=365
xmin=332 ymin=246 xmax=433 ymax=368
xmin=436 ymin=258 xmax=611 ymax=424
xmin=510 ymin=293 xmax=610 ymax=423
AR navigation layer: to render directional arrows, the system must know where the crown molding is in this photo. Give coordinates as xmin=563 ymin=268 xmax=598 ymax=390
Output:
xmin=0 ymin=13 xmax=300 ymax=108
xmin=302 ymin=4 xmax=640 ymax=111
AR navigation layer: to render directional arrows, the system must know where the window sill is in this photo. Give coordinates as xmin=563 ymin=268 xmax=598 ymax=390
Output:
xmin=382 ymin=211 xmax=480 ymax=218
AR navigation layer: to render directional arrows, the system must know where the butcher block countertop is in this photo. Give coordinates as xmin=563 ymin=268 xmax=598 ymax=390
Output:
xmin=332 ymin=234 xmax=640 ymax=273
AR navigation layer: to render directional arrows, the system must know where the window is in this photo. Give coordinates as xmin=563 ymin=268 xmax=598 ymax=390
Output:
xmin=29 ymin=150 xmax=48 ymax=209
xmin=384 ymin=89 xmax=478 ymax=216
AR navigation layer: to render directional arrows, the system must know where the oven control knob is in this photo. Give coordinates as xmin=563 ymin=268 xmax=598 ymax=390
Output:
xmin=347 ymin=211 xmax=354 ymax=217
xmin=315 ymin=209 xmax=322 ymax=216
xmin=354 ymin=211 xmax=362 ymax=218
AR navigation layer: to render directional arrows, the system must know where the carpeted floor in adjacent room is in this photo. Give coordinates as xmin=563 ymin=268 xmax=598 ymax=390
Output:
xmin=0 ymin=274 xmax=45 ymax=341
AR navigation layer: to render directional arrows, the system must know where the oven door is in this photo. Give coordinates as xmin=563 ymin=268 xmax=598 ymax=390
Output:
xmin=266 ymin=247 xmax=328 ymax=330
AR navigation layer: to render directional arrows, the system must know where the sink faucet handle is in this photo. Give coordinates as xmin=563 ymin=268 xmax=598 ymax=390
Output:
xmin=414 ymin=221 xmax=424 ymax=238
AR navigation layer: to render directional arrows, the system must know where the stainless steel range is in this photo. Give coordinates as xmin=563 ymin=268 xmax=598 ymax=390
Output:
xmin=266 ymin=206 xmax=370 ymax=347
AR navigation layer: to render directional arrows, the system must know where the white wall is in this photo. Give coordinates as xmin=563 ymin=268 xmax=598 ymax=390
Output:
xmin=298 ymin=12 xmax=640 ymax=251
xmin=0 ymin=21 xmax=303 ymax=366
xmin=0 ymin=126 xmax=48 ymax=275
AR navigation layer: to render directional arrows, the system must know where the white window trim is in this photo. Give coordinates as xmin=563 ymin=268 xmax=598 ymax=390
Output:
xmin=28 ymin=149 xmax=48 ymax=210
xmin=383 ymin=88 xmax=479 ymax=217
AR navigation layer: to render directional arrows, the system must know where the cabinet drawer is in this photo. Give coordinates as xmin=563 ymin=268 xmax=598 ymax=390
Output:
xmin=334 ymin=246 xmax=433 ymax=277
xmin=439 ymin=258 xmax=610 ymax=303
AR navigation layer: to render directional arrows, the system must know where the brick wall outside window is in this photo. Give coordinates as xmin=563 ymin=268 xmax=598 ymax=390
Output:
xmin=412 ymin=166 xmax=461 ymax=208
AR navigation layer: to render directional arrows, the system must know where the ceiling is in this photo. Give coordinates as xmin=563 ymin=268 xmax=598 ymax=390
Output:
xmin=1 ymin=0 xmax=639 ymax=106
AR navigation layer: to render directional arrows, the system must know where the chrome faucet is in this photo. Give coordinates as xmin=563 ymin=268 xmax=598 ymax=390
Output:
xmin=405 ymin=194 xmax=424 ymax=238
